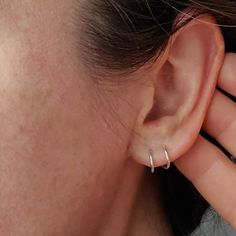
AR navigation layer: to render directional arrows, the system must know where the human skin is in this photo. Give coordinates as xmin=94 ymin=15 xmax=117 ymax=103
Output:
xmin=0 ymin=1 xmax=236 ymax=236
xmin=0 ymin=1 xmax=158 ymax=235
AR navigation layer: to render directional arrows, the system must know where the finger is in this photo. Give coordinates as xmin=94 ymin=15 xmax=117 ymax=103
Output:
xmin=175 ymin=135 xmax=236 ymax=229
xmin=202 ymin=89 xmax=236 ymax=157
xmin=218 ymin=53 xmax=236 ymax=97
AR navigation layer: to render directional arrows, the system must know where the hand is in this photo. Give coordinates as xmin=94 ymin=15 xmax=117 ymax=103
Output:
xmin=175 ymin=53 xmax=236 ymax=229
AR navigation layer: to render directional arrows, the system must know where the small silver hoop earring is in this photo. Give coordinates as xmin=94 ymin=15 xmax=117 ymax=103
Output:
xmin=163 ymin=146 xmax=171 ymax=170
xmin=149 ymin=150 xmax=155 ymax=174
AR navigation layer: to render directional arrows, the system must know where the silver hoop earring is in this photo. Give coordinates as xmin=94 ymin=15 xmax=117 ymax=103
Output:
xmin=162 ymin=146 xmax=171 ymax=170
xmin=149 ymin=147 xmax=171 ymax=173
xmin=149 ymin=150 xmax=155 ymax=174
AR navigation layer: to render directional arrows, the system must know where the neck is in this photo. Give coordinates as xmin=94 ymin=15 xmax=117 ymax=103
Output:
xmin=98 ymin=160 xmax=173 ymax=236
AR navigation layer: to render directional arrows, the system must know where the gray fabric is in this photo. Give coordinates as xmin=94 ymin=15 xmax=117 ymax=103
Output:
xmin=192 ymin=208 xmax=236 ymax=236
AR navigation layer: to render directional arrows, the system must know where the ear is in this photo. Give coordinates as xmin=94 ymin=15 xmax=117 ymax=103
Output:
xmin=128 ymin=14 xmax=225 ymax=169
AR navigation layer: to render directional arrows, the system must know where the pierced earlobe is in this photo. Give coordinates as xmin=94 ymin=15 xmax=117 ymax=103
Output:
xmin=148 ymin=146 xmax=171 ymax=173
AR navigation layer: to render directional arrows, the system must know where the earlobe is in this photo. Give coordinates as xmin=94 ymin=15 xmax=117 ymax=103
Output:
xmin=128 ymin=15 xmax=225 ymax=170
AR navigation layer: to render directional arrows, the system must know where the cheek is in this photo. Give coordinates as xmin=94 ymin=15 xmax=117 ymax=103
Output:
xmin=0 ymin=40 xmax=136 ymax=235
